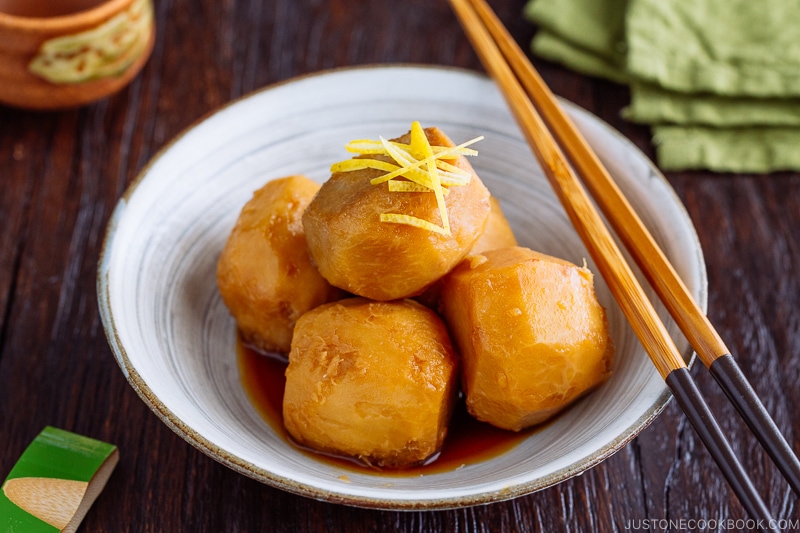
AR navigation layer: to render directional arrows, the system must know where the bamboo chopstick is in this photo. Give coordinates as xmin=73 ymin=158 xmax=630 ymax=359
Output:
xmin=447 ymin=0 xmax=779 ymax=527
xmin=463 ymin=0 xmax=800 ymax=500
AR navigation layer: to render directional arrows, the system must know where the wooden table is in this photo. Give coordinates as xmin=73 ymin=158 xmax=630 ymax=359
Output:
xmin=2 ymin=1 xmax=798 ymax=531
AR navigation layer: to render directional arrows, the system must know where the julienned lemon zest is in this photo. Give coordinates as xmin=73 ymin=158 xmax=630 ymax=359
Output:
xmin=330 ymin=159 xmax=399 ymax=174
xmin=388 ymin=180 xmax=450 ymax=195
xmin=332 ymin=122 xmax=482 ymax=236
xmin=368 ymin=138 xmax=482 ymax=185
xmin=369 ymin=161 xmax=470 ymax=187
xmin=380 ymin=214 xmax=449 ymax=235
xmin=345 ymin=139 xmax=480 ymax=158
xmin=410 ymin=122 xmax=450 ymax=235
xmin=377 ymin=137 xmax=440 ymax=189
xmin=332 ymin=158 xmax=469 ymax=187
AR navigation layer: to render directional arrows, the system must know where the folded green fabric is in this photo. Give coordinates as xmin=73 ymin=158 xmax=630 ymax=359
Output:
xmin=626 ymin=83 xmax=800 ymax=127
xmin=531 ymin=30 xmax=629 ymax=84
xmin=626 ymin=0 xmax=800 ymax=98
xmin=524 ymin=0 xmax=800 ymax=172
xmin=523 ymin=0 xmax=628 ymax=68
xmin=653 ymin=126 xmax=800 ymax=173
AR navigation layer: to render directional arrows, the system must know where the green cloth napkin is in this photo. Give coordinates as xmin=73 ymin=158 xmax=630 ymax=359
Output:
xmin=524 ymin=0 xmax=800 ymax=173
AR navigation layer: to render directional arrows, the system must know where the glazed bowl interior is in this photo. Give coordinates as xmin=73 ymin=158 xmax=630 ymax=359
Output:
xmin=98 ymin=65 xmax=705 ymax=510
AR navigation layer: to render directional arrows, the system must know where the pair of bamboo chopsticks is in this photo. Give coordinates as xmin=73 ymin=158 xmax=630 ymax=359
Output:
xmin=448 ymin=0 xmax=800 ymax=527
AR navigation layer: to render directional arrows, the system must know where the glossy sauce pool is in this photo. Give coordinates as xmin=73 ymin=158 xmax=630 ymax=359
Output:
xmin=237 ymin=340 xmax=539 ymax=475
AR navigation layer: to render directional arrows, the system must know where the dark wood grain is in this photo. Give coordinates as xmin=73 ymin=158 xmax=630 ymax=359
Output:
xmin=1 ymin=1 xmax=798 ymax=531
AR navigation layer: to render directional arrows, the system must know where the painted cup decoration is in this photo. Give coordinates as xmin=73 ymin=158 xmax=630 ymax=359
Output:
xmin=0 ymin=0 xmax=155 ymax=109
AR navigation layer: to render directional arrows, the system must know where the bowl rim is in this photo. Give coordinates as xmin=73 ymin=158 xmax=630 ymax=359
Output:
xmin=97 ymin=63 xmax=705 ymax=510
xmin=0 ymin=0 xmax=134 ymax=30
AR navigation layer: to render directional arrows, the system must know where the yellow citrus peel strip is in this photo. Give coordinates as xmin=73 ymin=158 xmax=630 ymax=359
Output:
xmin=410 ymin=122 xmax=449 ymax=235
xmin=379 ymin=213 xmax=449 ymax=235
xmin=345 ymin=139 xmax=480 ymax=158
xmin=330 ymin=159 xmax=400 ymax=174
xmin=388 ymin=180 xmax=450 ymax=195
xmin=331 ymin=122 xmax=482 ymax=236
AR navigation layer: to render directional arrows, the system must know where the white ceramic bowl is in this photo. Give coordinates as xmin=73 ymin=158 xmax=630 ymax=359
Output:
xmin=98 ymin=65 xmax=705 ymax=510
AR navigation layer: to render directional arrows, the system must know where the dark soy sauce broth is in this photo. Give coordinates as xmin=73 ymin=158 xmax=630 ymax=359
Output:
xmin=237 ymin=340 xmax=540 ymax=475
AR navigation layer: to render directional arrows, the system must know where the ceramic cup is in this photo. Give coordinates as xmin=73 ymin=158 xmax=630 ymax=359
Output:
xmin=0 ymin=0 xmax=154 ymax=110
